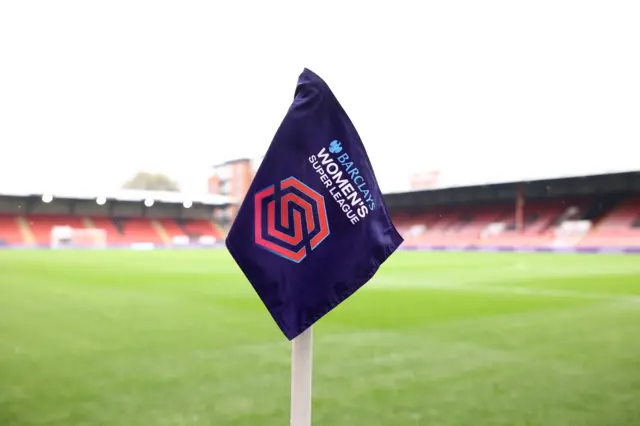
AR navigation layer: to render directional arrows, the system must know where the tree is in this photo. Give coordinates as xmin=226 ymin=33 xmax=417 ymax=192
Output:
xmin=122 ymin=172 xmax=180 ymax=192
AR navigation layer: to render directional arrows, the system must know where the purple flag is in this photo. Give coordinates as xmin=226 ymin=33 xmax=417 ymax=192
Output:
xmin=225 ymin=68 xmax=403 ymax=340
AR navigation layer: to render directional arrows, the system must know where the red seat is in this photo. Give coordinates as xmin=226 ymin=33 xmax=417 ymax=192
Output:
xmin=183 ymin=219 xmax=222 ymax=239
xmin=121 ymin=219 xmax=163 ymax=244
xmin=0 ymin=215 xmax=23 ymax=244
xmin=579 ymin=196 xmax=640 ymax=247
xmin=393 ymin=198 xmax=593 ymax=248
xmin=158 ymin=219 xmax=186 ymax=238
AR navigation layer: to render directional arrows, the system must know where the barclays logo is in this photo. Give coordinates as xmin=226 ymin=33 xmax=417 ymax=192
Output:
xmin=329 ymin=140 xmax=342 ymax=154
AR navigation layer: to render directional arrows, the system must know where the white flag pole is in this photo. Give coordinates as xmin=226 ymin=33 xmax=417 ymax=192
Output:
xmin=290 ymin=326 xmax=313 ymax=426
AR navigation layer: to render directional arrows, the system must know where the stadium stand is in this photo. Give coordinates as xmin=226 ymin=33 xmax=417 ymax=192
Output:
xmin=0 ymin=215 xmax=227 ymax=246
xmin=0 ymin=213 xmax=226 ymax=246
xmin=392 ymin=198 xmax=592 ymax=248
xmin=1 ymin=173 xmax=638 ymax=249
xmin=579 ymin=195 xmax=640 ymax=247
xmin=386 ymin=172 xmax=640 ymax=250
xmin=0 ymin=189 xmax=230 ymax=247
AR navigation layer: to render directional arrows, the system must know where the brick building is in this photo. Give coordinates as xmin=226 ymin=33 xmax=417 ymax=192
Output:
xmin=208 ymin=157 xmax=262 ymax=225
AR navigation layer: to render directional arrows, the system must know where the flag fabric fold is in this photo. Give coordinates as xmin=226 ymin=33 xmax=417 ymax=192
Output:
xmin=225 ymin=68 xmax=403 ymax=340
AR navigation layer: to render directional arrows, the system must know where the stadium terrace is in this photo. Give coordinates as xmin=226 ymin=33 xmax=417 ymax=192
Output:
xmin=1 ymin=171 xmax=639 ymax=250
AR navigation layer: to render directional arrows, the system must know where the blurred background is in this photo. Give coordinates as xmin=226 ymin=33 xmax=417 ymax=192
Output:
xmin=1 ymin=1 xmax=639 ymax=426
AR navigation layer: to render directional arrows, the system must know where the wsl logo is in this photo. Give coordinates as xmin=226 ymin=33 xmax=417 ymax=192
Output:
xmin=309 ymin=139 xmax=376 ymax=225
xmin=254 ymin=176 xmax=330 ymax=263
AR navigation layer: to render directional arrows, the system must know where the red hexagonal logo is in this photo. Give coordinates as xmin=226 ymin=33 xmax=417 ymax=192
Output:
xmin=254 ymin=176 xmax=330 ymax=263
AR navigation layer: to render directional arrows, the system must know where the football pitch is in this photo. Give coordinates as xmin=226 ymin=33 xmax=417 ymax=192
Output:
xmin=1 ymin=249 xmax=639 ymax=426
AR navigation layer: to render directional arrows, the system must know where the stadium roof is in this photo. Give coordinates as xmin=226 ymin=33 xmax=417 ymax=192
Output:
xmin=0 ymin=188 xmax=234 ymax=206
xmin=386 ymin=169 xmax=640 ymax=196
xmin=384 ymin=171 xmax=640 ymax=210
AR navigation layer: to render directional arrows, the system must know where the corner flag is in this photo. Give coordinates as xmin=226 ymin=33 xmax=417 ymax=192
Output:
xmin=225 ymin=68 xmax=403 ymax=341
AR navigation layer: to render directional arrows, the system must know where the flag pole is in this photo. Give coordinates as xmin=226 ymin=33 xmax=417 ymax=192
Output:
xmin=290 ymin=326 xmax=313 ymax=426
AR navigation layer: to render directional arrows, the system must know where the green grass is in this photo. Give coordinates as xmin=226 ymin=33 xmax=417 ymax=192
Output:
xmin=1 ymin=249 xmax=640 ymax=426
